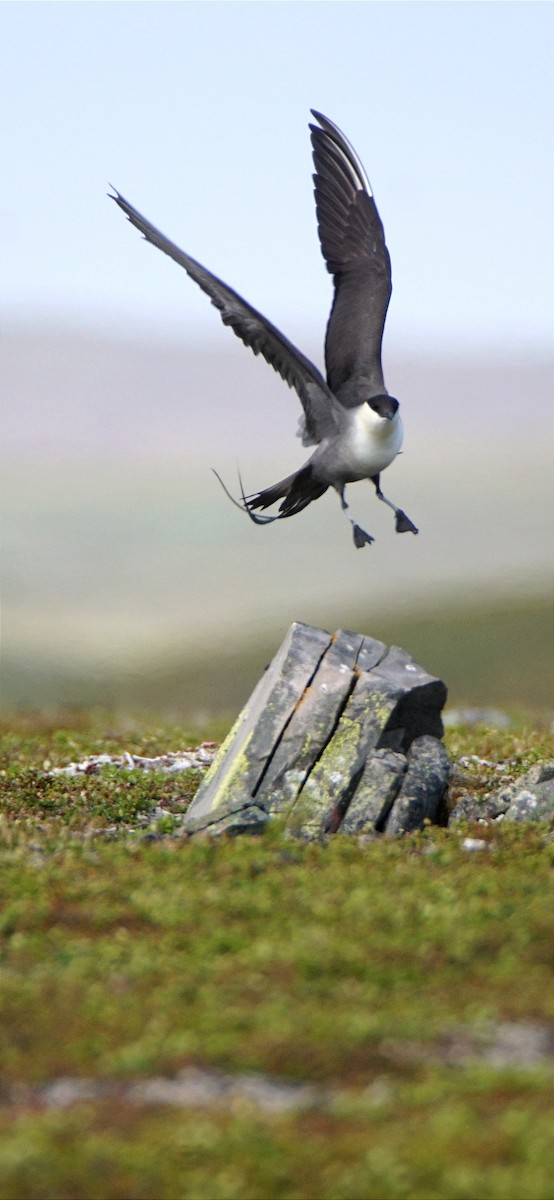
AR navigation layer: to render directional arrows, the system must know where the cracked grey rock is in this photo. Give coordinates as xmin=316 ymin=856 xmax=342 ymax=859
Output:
xmin=184 ymin=623 xmax=448 ymax=838
xmin=183 ymin=622 xmax=331 ymax=834
xmin=189 ymin=805 xmax=269 ymax=838
xmin=338 ymin=749 xmax=406 ymax=836
xmin=258 ymin=629 xmax=370 ymax=815
xmin=384 ymin=736 xmax=451 ymax=835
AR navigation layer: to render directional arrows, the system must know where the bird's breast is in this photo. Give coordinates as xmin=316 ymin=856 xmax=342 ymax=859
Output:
xmin=336 ymin=406 xmax=403 ymax=480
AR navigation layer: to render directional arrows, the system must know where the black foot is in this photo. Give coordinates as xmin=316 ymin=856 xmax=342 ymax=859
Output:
xmin=352 ymin=523 xmax=375 ymax=549
xmin=395 ymin=510 xmax=418 ymax=535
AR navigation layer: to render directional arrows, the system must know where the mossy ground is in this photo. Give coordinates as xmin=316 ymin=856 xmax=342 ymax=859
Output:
xmin=0 ymin=712 xmax=553 ymax=1199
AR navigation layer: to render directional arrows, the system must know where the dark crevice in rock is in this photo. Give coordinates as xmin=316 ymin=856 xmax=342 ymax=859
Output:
xmin=251 ymin=630 xmax=350 ymax=802
xmin=185 ymin=623 xmax=450 ymax=839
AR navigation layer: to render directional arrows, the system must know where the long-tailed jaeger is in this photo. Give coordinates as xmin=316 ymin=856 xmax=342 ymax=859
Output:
xmin=111 ymin=111 xmax=418 ymax=549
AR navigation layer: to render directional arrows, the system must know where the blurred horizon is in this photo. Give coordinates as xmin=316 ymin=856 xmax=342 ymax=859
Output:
xmin=3 ymin=319 xmax=552 ymax=715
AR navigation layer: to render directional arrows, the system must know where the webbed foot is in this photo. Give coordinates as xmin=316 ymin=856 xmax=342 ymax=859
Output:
xmin=395 ymin=510 xmax=419 ymax=535
xmin=352 ymin=523 xmax=375 ymax=549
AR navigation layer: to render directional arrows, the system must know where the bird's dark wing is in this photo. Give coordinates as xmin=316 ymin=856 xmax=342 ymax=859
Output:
xmin=110 ymin=190 xmax=341 ymax=443
xmin=310 ymin=110 xmax=392 ymax=399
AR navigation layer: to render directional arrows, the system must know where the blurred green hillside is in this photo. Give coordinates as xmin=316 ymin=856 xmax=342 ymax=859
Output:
xmin=4 ymin=591 xmax=552 ymax=721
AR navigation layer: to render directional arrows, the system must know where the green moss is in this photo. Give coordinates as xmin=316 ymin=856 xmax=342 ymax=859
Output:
xmin=0 ymin=712 xmax=553 ymax=1198
xmin=0 ymin=1072 xmax=553 ymax=1199
xmin=0 ymin=763 xmax=202 ymax=831
xmin=198 ymin=729 xmax=255 ymax=817
xmin=288 ymin=716 xmax=365 ymax=834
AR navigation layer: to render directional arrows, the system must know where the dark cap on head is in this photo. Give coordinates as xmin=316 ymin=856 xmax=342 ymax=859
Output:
xmin=368 ymin=395 xmax=399 ymax=419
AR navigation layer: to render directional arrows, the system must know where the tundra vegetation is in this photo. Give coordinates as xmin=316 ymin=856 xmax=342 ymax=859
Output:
xmin=0 ymin=703 xmax=553 ymax=1199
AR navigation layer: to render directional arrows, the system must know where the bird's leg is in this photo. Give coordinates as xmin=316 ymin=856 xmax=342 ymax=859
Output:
xmin=338 ymin=486 xmax=375 ymax=548
xmin=371 ymin=475 xmax=418 ymax=535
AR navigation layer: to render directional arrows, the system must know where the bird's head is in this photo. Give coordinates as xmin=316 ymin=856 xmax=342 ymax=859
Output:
xmin=367 ymin=395 xmax=399 ymax=421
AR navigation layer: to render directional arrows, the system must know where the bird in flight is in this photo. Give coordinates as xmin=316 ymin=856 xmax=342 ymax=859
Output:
xmin=111 ymin=110 xmax=418 ymax=549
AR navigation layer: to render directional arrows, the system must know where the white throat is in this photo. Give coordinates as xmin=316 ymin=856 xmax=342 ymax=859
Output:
xmin=343 ymin=404 xmax=403 ymax=478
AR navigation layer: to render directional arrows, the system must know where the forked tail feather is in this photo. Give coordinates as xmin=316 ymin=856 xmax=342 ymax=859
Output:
xmin=212 ymin=464 xmax=328 ymax=525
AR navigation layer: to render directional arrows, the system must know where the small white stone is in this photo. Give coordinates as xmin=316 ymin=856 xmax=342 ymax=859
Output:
xmin=462 ymin=837 xmax=488 ymax=852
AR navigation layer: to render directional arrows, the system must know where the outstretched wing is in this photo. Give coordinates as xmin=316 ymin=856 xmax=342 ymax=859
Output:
xmin=310 ymin=110 xmax=392 ymax=399
xmin=111 ymin=190 xmax=341 ymax=443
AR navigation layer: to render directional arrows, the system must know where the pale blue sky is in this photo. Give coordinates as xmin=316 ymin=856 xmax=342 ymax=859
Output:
xmin=1 ymin=0 xmax=552 ymax=352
